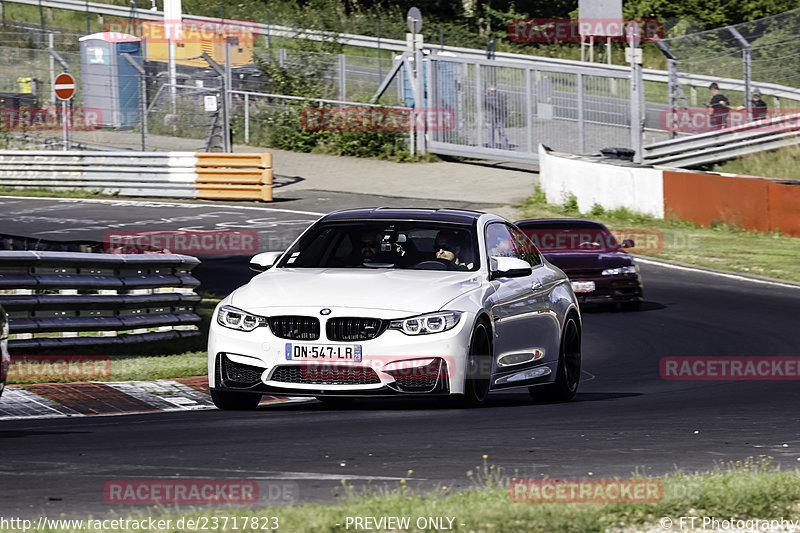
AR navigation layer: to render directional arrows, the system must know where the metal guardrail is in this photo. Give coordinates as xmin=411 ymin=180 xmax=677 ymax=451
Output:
xmin=0 ymin=251 xmax=201 ymax=351
xmin=8 ymin=0 xmax=800 ymax=104
xmin=0 ymin=150 xmax=197 ymax=197
xmin=643 ymin=112 xmax=800 ymax=167
xmin=0 ymin=150 xmax=274 ymax=201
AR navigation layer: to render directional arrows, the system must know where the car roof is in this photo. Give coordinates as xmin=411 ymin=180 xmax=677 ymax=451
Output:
xmin=515 ymin=218 xmax=610 ymax=230
xmin=322 ymin=207 xmax=486 ymax=225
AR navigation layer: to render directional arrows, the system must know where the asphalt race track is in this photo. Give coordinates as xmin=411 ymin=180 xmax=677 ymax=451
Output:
xmin=0 ymin=195 xmax=800 ymax=518
xmin=0 ymin=194 xmax=496 ymax=295
xmin=1 ymin=196 xmax=800 ymax=519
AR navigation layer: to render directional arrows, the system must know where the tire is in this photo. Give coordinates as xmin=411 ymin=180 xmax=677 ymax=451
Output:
xmin=210 ymin=389 xmax=261 ymax=410
xmin=457 ymin=322 xmax=492 ymax=408
xmin=529 ymin=316 xmax=581 ymax=402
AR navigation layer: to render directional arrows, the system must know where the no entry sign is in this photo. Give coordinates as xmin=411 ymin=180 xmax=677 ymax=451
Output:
xmin=54 ymin=72 xmax=76 ymax=100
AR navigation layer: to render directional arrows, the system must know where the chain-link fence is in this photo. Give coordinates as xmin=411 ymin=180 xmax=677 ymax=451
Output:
xmin=657 ymin=7 xmax=800 ymax=132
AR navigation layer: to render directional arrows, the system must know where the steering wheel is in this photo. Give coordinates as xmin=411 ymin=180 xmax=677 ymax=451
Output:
xmin=411 ymin=259 xmax=456 ymax=270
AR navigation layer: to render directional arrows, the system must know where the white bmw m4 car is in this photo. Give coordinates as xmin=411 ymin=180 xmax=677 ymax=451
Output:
xmin=208 ymin=208 xmax=581 ymax=409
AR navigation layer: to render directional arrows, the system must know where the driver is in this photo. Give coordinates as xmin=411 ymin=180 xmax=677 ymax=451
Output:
xmin=359 ymin=231 xmax=382 ymax=264
xmin=434 ymin=230 xmax=465 ymax=267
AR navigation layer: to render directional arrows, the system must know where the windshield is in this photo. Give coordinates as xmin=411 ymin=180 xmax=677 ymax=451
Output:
xmin=277 ymin=221 xmax=480 ymax=271
xmin=519 ymin=224 xmax=621 ymax=252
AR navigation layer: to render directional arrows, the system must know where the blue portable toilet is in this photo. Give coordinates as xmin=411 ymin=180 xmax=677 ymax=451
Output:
xmin=79 ymin=33 xmax=142 ymax=128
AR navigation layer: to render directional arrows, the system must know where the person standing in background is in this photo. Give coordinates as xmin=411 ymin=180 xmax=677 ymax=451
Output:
xmin=484 ymin=83 xmax=510 ymax=149
xmin=706 ymin=82 xmax=730 ymax=130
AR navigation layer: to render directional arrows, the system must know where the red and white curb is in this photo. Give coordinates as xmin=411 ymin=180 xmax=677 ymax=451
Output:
xmin=0 ymin=378 xmax=307 ymax=420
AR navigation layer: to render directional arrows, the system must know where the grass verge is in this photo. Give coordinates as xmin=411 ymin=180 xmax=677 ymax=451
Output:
xmin=710 ymin=145 xmax=800 ymax=181
xmin=516 ymin=189 xmax=800 ymax=282
xmin=7 ymin=456 xmax=799 ymax=533
xmin=7 ymin=351 xmax=208 ymax=385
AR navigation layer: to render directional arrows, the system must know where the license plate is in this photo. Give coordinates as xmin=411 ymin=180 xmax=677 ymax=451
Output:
xmin=571 ymin=281 xmax=596 ymax=293
xmin=285 ymin=343 xmax=362 ymax=361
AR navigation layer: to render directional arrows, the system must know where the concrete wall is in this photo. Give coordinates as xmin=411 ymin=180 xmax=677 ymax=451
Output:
xmin=538 ymin=145 xmax=800 ymax=237
xmin=539 ymin=145 xmax=665 ymax=218
xmin=664 ymin=170 xmax=800 ymax=237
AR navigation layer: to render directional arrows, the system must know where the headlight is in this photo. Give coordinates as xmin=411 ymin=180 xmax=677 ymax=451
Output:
xmin=601 ymin=265 xmax=638 ymax=276
xmin=389 ymin=311 xmax=461 ymax=335
xmin=216 ymin=305 xmax=266 ymax=332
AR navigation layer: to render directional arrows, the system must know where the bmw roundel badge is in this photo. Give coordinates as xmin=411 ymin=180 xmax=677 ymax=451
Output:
xmin=320 ymin=308 xmax=332 ymax=315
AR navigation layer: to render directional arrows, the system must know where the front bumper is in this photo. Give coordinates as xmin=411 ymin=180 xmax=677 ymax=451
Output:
xmin=571 ymin=274 xmax=643 ymax=304
xmin=208 ymin=307 xmax=474 ymax=396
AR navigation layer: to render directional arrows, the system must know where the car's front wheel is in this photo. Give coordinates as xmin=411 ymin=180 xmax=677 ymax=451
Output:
xmin=529 ymin=315 xmax=581 ymax=402
xmin=458 ymin=322 xmax=492 ymax=408
xmin=211 ymin=389 xmax=261 ymax=410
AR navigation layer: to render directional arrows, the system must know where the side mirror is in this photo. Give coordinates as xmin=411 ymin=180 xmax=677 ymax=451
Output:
xmin=489 ymin=256 xmax=533 ymax=280
xmin=621 ymin=239 xmax=635 ymax=249
xmin=249 ymin=251 xmax=283 ymax=272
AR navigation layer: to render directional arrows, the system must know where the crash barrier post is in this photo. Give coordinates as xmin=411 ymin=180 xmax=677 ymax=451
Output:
xmin=0 ymin=251 xmax=202 ymax=351
xmin=194 ymin=152 xmax=273 ymax=202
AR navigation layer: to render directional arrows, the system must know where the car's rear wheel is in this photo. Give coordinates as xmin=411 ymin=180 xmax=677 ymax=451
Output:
xmin=211 ymin=389 xmax=261 ymax=410
xmin=458 ymin=322 xmax=492 ymax=408
xmin=529 ymin=316 xmax=581 ymax=402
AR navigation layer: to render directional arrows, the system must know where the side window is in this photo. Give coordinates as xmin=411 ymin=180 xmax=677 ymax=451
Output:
xmin=510 ymin=226 xmax=542 ymax=267
xmin=485 ymin=223 xmax=515 ymax=259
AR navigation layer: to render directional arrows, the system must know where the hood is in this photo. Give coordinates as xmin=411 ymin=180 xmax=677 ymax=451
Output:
xmin=230 ymin=268 xmax=482 ymax=314
xmin=543 ymin=251 xmax=633 ymax=273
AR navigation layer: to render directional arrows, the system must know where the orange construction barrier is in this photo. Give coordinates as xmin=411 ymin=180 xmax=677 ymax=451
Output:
xmin=194 ymin=153 xmax=273 ymax=202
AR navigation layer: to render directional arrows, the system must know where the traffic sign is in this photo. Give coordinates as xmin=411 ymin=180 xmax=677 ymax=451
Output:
xmin=407 ymin=7 xmax=422 ymax=34
xmin=54 ymin=72 xmax=76 ymax=100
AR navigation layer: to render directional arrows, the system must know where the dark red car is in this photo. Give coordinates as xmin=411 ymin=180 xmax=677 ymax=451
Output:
xmin=516 ymin=219 xmax=643 ymax=310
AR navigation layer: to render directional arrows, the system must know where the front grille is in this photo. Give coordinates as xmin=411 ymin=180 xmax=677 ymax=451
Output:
xmin=222 ymin=355 xmax=265 ymax=386
xmin=326 ymin=317 xmax=386 ymax=341
xmin=268 ymin=316 xmax=320 ymax=340
xmin=270 ymin=365 xmax=381 ymax=385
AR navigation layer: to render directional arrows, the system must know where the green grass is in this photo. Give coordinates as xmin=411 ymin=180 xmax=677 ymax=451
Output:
xmin=516 ymin=189 xmax=800 ymax=282
xmin=8 ymin=456 xmax=800 ymax=533
xmin=7 ymin=351 xmax=208 ymax=385
xmin=710 ymin=144 xmax=800 ymax=181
